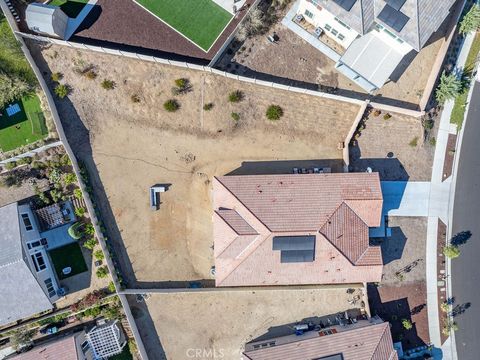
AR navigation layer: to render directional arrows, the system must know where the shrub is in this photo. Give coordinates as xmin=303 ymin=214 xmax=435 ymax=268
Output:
xmin=174 ymin=78 xmax=188 ymax=89
xmin=83 ymin=237 xmax=98 ymax=250
xmin=383 ymin=113 xmax=392 ymax=120
xmin=373 ymin=109 xmax=381 ymax=117
xmin=82 ymin=305 xmax=101 ymax=318
xmin=228 ymin=90 xmax=244 ymax=103
xmin=4 ymin=161 xmax=16 ymax=170
xmin=436 ymin=71 xmax=461 ymax=104
xmin=94 ymin=249 xmax=105 ymax=260
xmin=74 ymin=188 xmax=83 ymax=199
xmin=107 ymin=281 xmax=116 ymax=293
xmin=429 ymin=137 xmax=436 ymax=146
xmin=402 ymin=319 xmax=413 ymax=330
xmin=203 ymin=102 xmax=214 ymax=111
xmin=409 ymin=137 xmax=419 ymax=147
xmin=102 ymin=305 xmax=121 ymax=320
xmin=231 ymin=112 xmax=240 ymax=121
xmin=171 ymin=78 xmax=191 ymax=95
xmin=266 ymin=105 xmax=283 ymax=120
xmin=54 ymin=84 xmax=70 ymax=98
xmin=75 ymin=207 xmax=86 ymax=217
xmin=96 ymin=266 xmax=109 ymax=278
xmin=68 ymin=222 xmax=83 ymax=240
xmin=10 ymin=328 xmax=36 ymax=350
xmin=128 ymin=339 xmax=138 ymax=355
xmin=459 ymin=4 xmax=480 ymax=34
xmin=440 ymin=301 xmax=450 ymax=312
xmin=101 ymin=79 xmax=115 ymax=90
xmin=131 ymin=94 xmax=141 ymax=103
xmin=164 ymin=99 xmax=180 ymax=112
xmin=84 ymin=69 xmax=97 ymax=80
xmin=63 ymin=172 xmax=77 ymax=185
xmin=443 ymin=245 xmax=460 ymax=259
xmin=83 ymin=223 xmax=95 ymax=236
xmin=51 ymin=72 xmax=63 ymax=82
xmin=17 ymin=156 xmax=32 ymax=165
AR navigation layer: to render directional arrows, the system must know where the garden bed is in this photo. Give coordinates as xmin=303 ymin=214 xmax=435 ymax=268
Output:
xmin=49 ymin=242 xmax=88 ymax=279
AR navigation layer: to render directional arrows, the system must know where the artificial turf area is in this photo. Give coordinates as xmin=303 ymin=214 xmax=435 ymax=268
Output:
xmin=49 ymin=0 xmax=89 ymax=18
xmin=0 ymin=94 xmax=48 ymax=152
xmin=48 ymin=242 xmax=88 ymax=280
xmin=134 ymin=0 xmax=232 ymax=51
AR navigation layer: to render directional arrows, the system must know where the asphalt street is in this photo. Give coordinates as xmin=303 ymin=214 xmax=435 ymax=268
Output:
xmin=451 ymin=81 xmax=480 ymax=360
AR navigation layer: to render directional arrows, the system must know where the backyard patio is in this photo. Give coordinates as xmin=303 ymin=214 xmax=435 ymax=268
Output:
xmin=48 ymin=242 xmax=88 ymax=280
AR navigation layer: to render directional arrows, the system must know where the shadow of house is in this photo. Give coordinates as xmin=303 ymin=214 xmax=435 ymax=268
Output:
xmin=227 ymin=159 xmax=344 ymax=176
xmin=72 ymin=4 xmax=102 ymax=32
xmin=368 ymin=284 xmax=426 ymax=351
xmin=378 ymin=226 xmax=407 ymax=265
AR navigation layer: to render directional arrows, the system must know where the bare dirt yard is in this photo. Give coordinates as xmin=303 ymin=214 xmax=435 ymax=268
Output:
xmin=28 ymin=41 xmax=361 ymax=287
xmin=349 ymin=110 xmax=435 ymax=181
xmin=216 ymin=2 xmax=447 ymax=109
xmin=128 ymin=286 xmax=366 ymax=359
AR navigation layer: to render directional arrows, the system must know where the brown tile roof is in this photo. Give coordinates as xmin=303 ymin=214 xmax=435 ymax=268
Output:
xmin=243 ymin=321 xmax=398 ymax=360
xmin=216 ymin=173 xmax=382 ymax=232
xmin=11 ymin=335 xmax=78 ymax=360
xmin=213 ymin=173 xmax=383 ymax=286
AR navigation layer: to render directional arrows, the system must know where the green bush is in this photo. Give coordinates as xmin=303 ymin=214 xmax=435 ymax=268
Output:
xmin=4 ymin=161 xmax=16 ymax=170
xmin=96 ymin=266 xmax=109 ymax=278
xmin=101 ymin=79 xmax=115 ymax=90
xmin=17 ymin=156 xmax=32 ymax=165
xmin=231 ymin=112 xmax=240 ymax=121
xmin=108 ymin=281 xmax=116 ymax=293
xmin=164 ymin=99 xmax=180 ymax=112
xmin=54 ymin=84 xmax=70 ymax=98
xmin=443 ymin=245 xmax=460 ymax=259
xmin=266 ymin=105 xmax=283 ymax=120
xmin=383 ymin=113 xmax=392 ymax=120
xmin=174 ymin=78 xmax=188 ymax=89
xmin=94 ymin=249 xmax=105 ymax=260
xmin=83 ymin=237 xmax=98 ymax=250
xmin=83 ymin=223 xmax=95 ymax=236
xmin=203 ymin=102 xmax=214 ymax=111
xmin=63 ymin=172 xmax=77 ymax=185
xmin=228 ymin=90 xmax=244 ymax=103
xmin=409 ymin=137 xmax=419 ymax=147
xmin=74 ymin=188 xmax=83 ymax=199
xmin=102 ymin=305 xmax=121 ymax=320
xmin=51 ymin=72 xmax=63 ymax=82
xmin=82 ymin=305 xmax=101 ymax=318
xmin=75 ymin=207 xmax=86 ymax=217
xmin=402 ymin=319 xmax=413 ymax=330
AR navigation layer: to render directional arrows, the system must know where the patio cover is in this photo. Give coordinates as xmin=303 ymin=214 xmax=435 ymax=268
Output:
xmin=338 ymin=32 xmax=404 ymax=89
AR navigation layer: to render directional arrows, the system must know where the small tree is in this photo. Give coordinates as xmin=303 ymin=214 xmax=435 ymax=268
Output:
xmin=94 ymin=249 xmax=105 ymax=260
xmin=266 ymin=105 xmax=283 ymax=120
xmin=442 ymin=320 xmax=459 ymax=335
xmin=83 ymin=237 xmax=98 ymax=250
xmin=74 ymin=188 xmax=83 ymax=199
xmin=443 ymin=244 xmax=460 ymax=259
xmin=96 ymin=266 xmax=109 ymax=278
xmin=108 ymin=281 xmax=116 ymax=293
xmin=459 ymin=5 xmax=480 ymax=34
xmin=402 ymin=319 xmax=413 ymax=330
xmin=63 ymin=172 xmax=77 ymax=185
xmin=10 ymin=328 xmax=36 ymax=350
xmin=54 ymin=84 xmax=70 ymax=98
xmin=228 ymin=90 xmax=244 ymax=103
xmin=164 ymin=99 xmax=180 ymax=112
xmin=440 ymin=301 xmax=450 ymax=313
xmin=75 ymin=207 xmax=86 ymax=217
xmin=435 ymin=71 xmax=461 ymax=104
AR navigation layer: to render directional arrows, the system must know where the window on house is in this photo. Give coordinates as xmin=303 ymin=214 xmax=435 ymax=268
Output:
xmin=21 ymin=213 xmax=33 ymax=231
xmin=32 ymin=252 xmax=46 ymax=272
xmin=338 ymin=33 xmax=345 ymax=41
xmin=331 ymin=29 xmax=339 ymax=36
xmin=324 ymin=24 xmax=332 ymax=31
xmin=383 ymin=28 xmax=397 ymax=39
xmin=334 ymin=17 xmax=350 ymax=29
xmin=44 ymin=278 xmax=56 ymax=297
xmin=81 ymin=340 xmax=90 ymax=353
xmin=304 ymin=9 xmax=314 ymax=19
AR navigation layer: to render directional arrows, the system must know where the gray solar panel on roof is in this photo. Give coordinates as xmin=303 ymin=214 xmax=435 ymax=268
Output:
xmin=280 ymin=250 xmax=315 ymax=263
xmin=332 ymin=0 xmax=357 ymax=11
xmin=386 ymin=0 xmax=406 ymax=11
xmin=273 ymin=236 xmax=315 ymax=251
xmin=377 ymin=4 xmax=410 ymax=32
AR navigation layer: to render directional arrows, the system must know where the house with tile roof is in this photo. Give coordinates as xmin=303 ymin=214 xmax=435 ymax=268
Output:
xmin=212 ymin=172 xmax=384 ymax=286
xmin=243 ymin=315 xmax=398 ymax=360
xmin=289 ymin=0 xmax=457 ymax=92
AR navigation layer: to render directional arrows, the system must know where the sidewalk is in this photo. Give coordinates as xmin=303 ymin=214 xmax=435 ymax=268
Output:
xmin=425 ymin=27 xmax=477 ymax=360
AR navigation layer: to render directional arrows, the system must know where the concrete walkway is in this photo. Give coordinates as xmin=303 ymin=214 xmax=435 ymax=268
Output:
xmin=425 ymin=25 xmax=477 ymax=360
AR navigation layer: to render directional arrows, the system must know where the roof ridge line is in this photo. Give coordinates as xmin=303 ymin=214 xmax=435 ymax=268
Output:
xmin=369 ymin=322 xmax=392 ymax=359
xmin=214 ymin=209 xmax=258 ymax=236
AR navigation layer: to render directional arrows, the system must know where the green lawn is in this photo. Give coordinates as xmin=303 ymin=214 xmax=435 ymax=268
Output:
xmin=451 ymin=32 xmax=480 ymax=129
xmin=48 ymin=242 xmax=88 ymax=280
xmin=48 ymin=0 xmax=89 ymax=18
xmin=135 ymin=0 xmax=233 ymax=51
xmin=0 ymin=94 xmax=48 ymax=152
xmin=110 ymin=346 xmax=133 ymax=360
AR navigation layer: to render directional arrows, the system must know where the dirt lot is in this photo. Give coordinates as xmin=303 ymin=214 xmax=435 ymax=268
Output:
xmin=379 ymin=217 xmax=427 ymax=285
xmin=28 ymin=41 xmax=360 ymax=287
xmin=128 ymin=286 xmax=366 ymax=359
xmin=216 ymin=2 xmax=447 ymax=108
xmin=349 ymin=110 xmax=434 ymax=181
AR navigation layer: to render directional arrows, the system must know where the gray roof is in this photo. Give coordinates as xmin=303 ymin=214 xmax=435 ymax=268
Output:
xmin=339 ymin=32 xmax=404 ymax=88
xmin=0 ymin=203 xmax=53 ymax=327
xmin=25 ymin=3 xmax=68 ymax=39
xmin=315 ymin=0 xmax=457 ymax=51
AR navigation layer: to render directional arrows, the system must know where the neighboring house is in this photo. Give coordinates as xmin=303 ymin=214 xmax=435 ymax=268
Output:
xmin=212 ymin=173 xmax=384 ymax=287
xmin=8 ymin=320 xmax=126 ymax=360
xmin=25 ymin=3 xmax=69 ymax=39
xmin=243 ymin=315 xmax=398 ymax=360
xmin=0 ymin=201 xmax=76 ymax=326
xmin=292 ymin=0 xmax=457 ymax=91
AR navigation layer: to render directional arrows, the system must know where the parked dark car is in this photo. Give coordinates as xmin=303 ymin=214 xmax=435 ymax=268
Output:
xmin=40 ymin=320 xmax=66 ymax=335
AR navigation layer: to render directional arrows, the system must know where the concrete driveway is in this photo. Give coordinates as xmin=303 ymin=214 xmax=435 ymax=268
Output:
xmin=381 ymin=181 xmax=431 ymax=217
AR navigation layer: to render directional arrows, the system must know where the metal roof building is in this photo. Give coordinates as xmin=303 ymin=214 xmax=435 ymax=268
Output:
xmin=25 ymin=3 xmax=69 ymax=39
